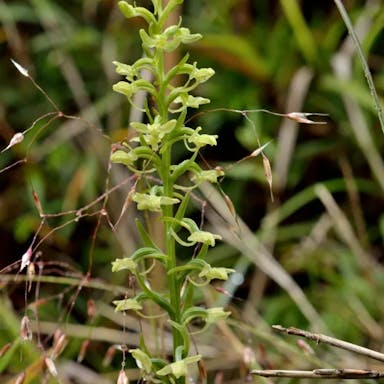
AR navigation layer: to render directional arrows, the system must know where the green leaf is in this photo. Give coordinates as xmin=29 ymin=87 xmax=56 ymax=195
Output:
xmin=131 ymin=247 xmax=167 ymax=263
xmin=135 ymin=219 xmax=158 ymax=248
xmin=130 ymin=349 xmax=152 ymax=374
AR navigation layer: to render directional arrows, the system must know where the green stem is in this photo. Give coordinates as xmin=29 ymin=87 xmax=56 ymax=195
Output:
xmin=163 ymin=148 xmax=188 ymax=384
xmin=155 ymin=44 xmax=187 ymax=382
xmin=163 ymin=147 xmax=184 ymax=353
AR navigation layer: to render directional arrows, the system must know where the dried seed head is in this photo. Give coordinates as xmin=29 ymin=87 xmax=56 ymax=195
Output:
xmin=11 ymin=59 xmax=29 ymax=77
xmin=223 ymin=193 xmax=236 ymax=217
xmin=32 ymin=189 xmax=43 ymax=216
xmin=44 ymin=356 xmax=58 ymax=377
xmin=262 ymin=153 xmax=274 ymax=202
xmin=285 ymin=112 xmax=328 ymax=124
xmin=20 ymin=248 xmax=32 ymax=272
xmin=52 ymin=332 xmax=67 ymax=359
xmin=117 ymin=369 xmax=129 ymax=384
xmin=14 ymin=371 xmax=26 ymax=384
xmin=27 ymin=262 xmax=35 ymax=292
xmin=102 ymin=345 xmax=116 ymax=367
xmin=1 ymin=132 xmax=25 ymax=153
xmin=198 ymin=359 xmax=207 ymax=381
xmin=214 ymin=371 xmax=224 ymax=384
xmin=53 ymin=328 xmax=63 ymax=344
xmin=242 ymin=347 xmax=256 ymax=368
xmin=20 ymin=315 xmax=32 ymax=341
xmin=87 ymin=299 xmax=96 ymax=319
xmin=77 ymin=340 xmax=90 ymax=363
xmin=250 ymin=141 xmax=271 ymax=158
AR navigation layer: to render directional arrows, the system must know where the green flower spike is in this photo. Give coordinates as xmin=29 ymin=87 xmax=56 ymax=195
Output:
xmin=110 ymin=0 xmax=230 ymax=381
xmin=156 ymin=355 xmax=201 ymax=379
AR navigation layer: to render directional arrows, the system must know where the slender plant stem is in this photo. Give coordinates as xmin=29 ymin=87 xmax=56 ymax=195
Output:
xmin=333 ymin=0 xmax=384 ymax=135
xmin=162 ymin=145 xmax=185 ymax=384
xmin=0 ymin=274 xmax=129 ymax=294
xmin=273 ymin=325 xmax=384 ymax=362
xmin=153 ymin=27 xmax=185 ymax=369
xmin=252 ymin=368 xmax=384 ymax=379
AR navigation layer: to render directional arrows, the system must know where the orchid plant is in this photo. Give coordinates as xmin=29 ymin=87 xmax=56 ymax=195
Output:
xmin=110 ymin=1 xmax=233 ymax=382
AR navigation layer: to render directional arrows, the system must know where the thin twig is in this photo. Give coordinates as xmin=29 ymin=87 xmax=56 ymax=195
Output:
xmin=272 ymin=325 xmax=384 ymax=362
xmin=333 ymin=0 xmax=384 ymax=135
xmin=252 ymin=368 xmax=384 ymax=379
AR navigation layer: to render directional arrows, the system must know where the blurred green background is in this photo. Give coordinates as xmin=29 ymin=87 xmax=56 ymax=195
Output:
xmin=1 ymin=0 xmax=384 ymax=383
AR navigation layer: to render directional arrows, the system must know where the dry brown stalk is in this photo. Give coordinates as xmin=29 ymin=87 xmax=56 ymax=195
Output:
xmin=272 ymin=325 xmax=384 ymax=362
xmin=252 ymin=325 xmax=384 ymax=380
xmin=251 ymin=368 xmax=384 ymax=379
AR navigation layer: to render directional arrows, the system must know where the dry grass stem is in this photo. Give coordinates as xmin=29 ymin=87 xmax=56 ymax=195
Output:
xmin=272 ymin=325 xmax=384 ymax=362
xmin=252 ymin=368 xmax=384 ymax=379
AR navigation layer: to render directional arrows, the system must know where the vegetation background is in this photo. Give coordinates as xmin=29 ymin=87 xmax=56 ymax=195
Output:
xmin=0 ymin=0 xmax=384 ymax=383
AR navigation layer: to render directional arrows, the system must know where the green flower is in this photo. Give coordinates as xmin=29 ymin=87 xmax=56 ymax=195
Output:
xmin=174 ymin=94 xmax=210 ymax=110
xmin=111 ymin=258 xmax=137 ymax=273
xmin=113 ymin=298 xmax=142 ymax=312
xmin=140 ymin=27 xmax=179 ymax=52
xmin=187 ymin=127 xmax=218 ymax=150
xmin=113 ymin=61 xmax=137 ymax=81
xmin=132 ymin=192 xmax=179 ymax=212
xmin=170 ymin=218 xmax=221 ymax=247
xmin=187 ymin=230 xmax=222 ymax=247
xmin=191 ymin=169 xmax=224 ymax=184
xmin=198 ymin=264 xmax=235 ymax=282
xmin=139 ymin=26 xmax=201 ymax=52
xmin=112 ymin=81 xmax=137 ymax=98
xmin=156 ymin=355 xmax=201 ymax=379
xmin=118 ymin=1 xmax=156 ymax=24
xmin=177 ymin=27 xmax=202 ymax=45
xmin=113 ymin=79 xmax=154 ymax=99
xmin=131 ymin=117 xmax=177 ymax=151
xmin=190 ymin=64 xmax=215 ymax=83
xmin=205 ymin=307 xmax=231 ymax=324
xmin=111 ymin=149 xmax=138 ymax=167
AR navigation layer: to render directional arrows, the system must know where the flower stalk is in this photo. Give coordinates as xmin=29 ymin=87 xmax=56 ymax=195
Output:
xmin=111 ymin=1 xmax=232 ymax=382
